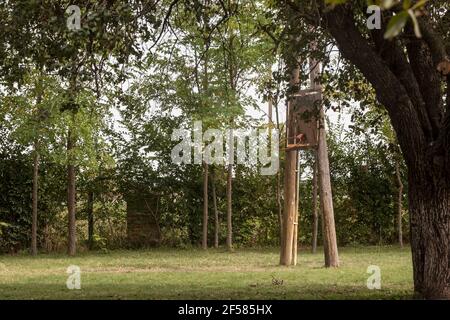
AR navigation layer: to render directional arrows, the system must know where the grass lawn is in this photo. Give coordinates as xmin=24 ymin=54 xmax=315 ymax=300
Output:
xmin=0 ymin=246 xmax=413 ymax=299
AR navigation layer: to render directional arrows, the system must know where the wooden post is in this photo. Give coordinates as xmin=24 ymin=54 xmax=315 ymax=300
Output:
xmin=211 ymin=170 xmax=219 ymax=249
xmin=31 ymin=142 xmax=39 ymax=256
xmin=292 ymin=152 xmax=300 ymax=265
xmin=280 ymin=64 xmax=300 ymax=266
xmin=310 ymin=58 xmax=339 ymax=267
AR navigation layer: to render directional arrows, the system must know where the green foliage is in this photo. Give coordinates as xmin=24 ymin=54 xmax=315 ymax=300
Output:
xmin=325 ymin=0 xmax=430 ymax=39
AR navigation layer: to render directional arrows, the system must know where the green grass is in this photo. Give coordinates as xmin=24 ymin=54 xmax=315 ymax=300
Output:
xmin=0 ymin=246 xmax=413 ymax=299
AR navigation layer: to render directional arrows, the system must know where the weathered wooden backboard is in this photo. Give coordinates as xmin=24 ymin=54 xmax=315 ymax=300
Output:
xmin=125 ymin=193 xmax=161 ymax=248
xmin=287 ymin=91 xmax=321 ymax=150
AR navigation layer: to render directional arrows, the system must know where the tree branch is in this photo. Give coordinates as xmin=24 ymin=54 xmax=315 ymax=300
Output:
xmin=322 ymin=5 xmax=427 ymax=168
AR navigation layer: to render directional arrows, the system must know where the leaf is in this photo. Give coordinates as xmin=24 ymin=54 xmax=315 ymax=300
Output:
xmin=402 ymin=0 xmax=411 ymax=10
xmin=383 ymin=11 xmax=409 ymax=40
xmin=325 ymin=0 xmax=348 ymax=5
xmin=411 ymin=0 xmax=429 ymax=10
xmin=407 ymin=9 xmax=422 ymax=38
xmin=382 ymin=0 xmax=396 ymax=9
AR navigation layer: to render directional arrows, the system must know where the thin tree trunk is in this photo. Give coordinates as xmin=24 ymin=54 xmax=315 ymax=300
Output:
xmin=226 ymin=163 xmax=233 ymax=251
xmin=273 ymin=98 xmax=283 ymax=248
xmin=395 ymin=161 xmax=403 ymax=248
xmin=277 ymin=168 xmax=283 ymax=246
xmin=312 ymin=151 xmax=319 ymax=254
xmin=31 ymin=142 xmax=39 ymax=256
xmin=87 ymin=191 xmax=94 ymax=250
xmin=211 ymin=170 xmax=219 ymax=248
xmin=202 ymin=162 xmax=209 ymax=250
xmin=67 ymin=127 xmax=76 ymax=256
xmin=31 ymin=80 xmax=43 ymax=257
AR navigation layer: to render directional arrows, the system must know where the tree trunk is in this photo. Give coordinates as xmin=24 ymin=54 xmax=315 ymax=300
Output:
xmin=202 ymin=162 xmax=209 ymax=250
xmin=277 ymin=169 xmax=283 ymax=247
xmin=271 ymin=89 xmax=284 ymax=249
xmin=320 ymin=3 xmax=449 ymax=298
xmin=409 ymin=178 xmax=450 ymax=299
xmin=67 ymin=127 xmax=76 ymax=256
xmin=31 ymin=142 xmax=39 ymax=256
xmin=226 ymin=163 xmax=233 ymax=251
xmin=211 ymin=170 xmax=219 ymax=248
xmin=395 ymin=161 xmax=404 ymax=248
xmin=312 ymin=151 xmax=319 ymax=254
xmin=87 ymin=191 xmax=94 ymax=250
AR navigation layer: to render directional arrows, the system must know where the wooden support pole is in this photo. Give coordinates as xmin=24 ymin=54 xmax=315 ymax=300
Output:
xmin=292 ymin=152 xmax=300 ymax=265
xmin=310 ymin=57 xmax=339 ymax=267
xmin=281 ymin=149 xmax=298 ymax=265
xmin=280 ymin=64 xmax=300 ymax=266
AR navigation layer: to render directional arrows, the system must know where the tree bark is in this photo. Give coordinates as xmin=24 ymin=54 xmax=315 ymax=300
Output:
xmin=87 ymin=191 xmax=94 ymax=250
xmin=321 ymin=4 xmax=449 ymax=296
xmin=202 ymin=162 xmax=209 ymax=250
xmin=395 ymin=161 xmax=404 ymax=248
xmin=312 ymin=151 xmax=319 ymax=254
xmin=211 ymin=170 xmax=219 ymax=248
xmin=226 ymin=163 xmax=233 ymax=251
xmin=67 ymin=127 xmax=76 ymax=256
xmin=277 ymin=169 xmax=283 ymax=247
xmin=409 ymin=179 xmax=450 ymax=299
xmin=31 ymin=142 xmax=39 ymax=256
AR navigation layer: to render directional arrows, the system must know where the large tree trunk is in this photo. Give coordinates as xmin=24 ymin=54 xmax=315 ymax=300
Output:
xmin=202 ymin=162 xmax=209 ymax=250
xmin=211 ymin=170 xmax=219 ymax=249
xmin=87 ymin=191 xmax=94 ymax=250
xmin=311 ymin=152 xmax=319 ymax=254
xmin=67 ymin=127 xmax=76 ymax=256
xmin=409 ymin=177 xmax=450 ymax=299
xmin=31 ymin=142 xmax=39 ymax=256
xmin=226 ymin=163 xmax=233 ymax=251
xmin=312 ymin=3 xmax=450 ymax=298
xmin=395 ymin=161 xmax=404 ymax=248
